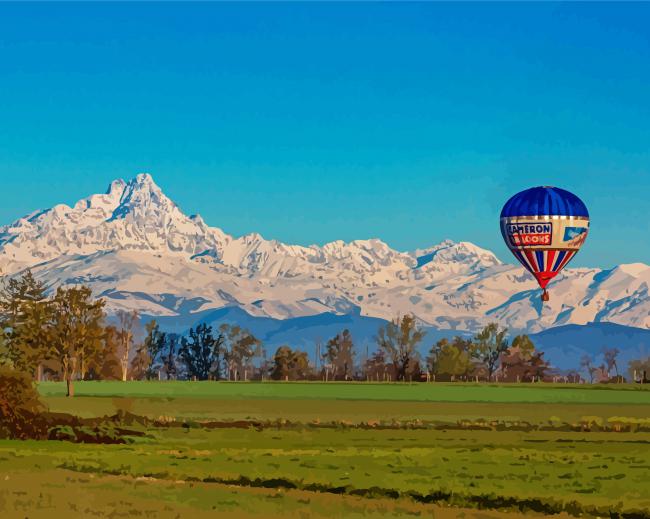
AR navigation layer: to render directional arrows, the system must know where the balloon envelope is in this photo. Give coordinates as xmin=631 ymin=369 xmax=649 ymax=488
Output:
xmin=500 ymin=186 xmax=589 ymax=298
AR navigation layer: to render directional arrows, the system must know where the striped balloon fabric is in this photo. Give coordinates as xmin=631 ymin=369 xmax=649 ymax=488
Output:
xmin=510 ymin=249 xmax=577 ymax=287
xmin=500 ymin=187 xmax=589 ymax=302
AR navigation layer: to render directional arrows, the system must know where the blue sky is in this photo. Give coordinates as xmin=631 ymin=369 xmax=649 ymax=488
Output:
xmin=0 ymin=3 xmax=649 ymax=268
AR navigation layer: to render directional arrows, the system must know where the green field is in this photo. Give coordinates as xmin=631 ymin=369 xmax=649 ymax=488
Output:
xmin=2 ymin=381 xmax=650 ymax=518
xmin=0 ymin=468 xmax=564 ymax=519
xmin=39 ymin=380 xmax=650 ymax=428
xmin=2 ymin=425 xmax=649 ymax=517
xmin=38 ymin=380 xmax=650 ymax=403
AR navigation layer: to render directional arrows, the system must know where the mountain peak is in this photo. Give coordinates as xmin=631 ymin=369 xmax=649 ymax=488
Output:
xmin=124 ymin=173 xmax=164 ymax=198
xmin=412 ymin=239 xmax=502 ymax=271
xmin=137 ymin=172 xmax=152 ymax=180
xmin=0 ymin=173 xmax=235 ymax=272
xmin=614 ymin=263 xmax=650 ymax=277
xmin=106 ymin=178 xmax=126 ymax=195
xmin=109 ymin=174 xmax=174 ymax=221
xmin=133 ymin=172 xmax=156 ymax=186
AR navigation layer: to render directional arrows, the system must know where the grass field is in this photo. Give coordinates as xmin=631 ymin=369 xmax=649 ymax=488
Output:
xmin=2 ymin=426 xmax=649 ymax=517
xmin=2 ymin=381 xmax=650 ymax=518
xmin=0 ymin=469 xmax=569 ymax=519
xmin=39 ymin=380 xmax=650 ymax=427
xmin=38 ymin=380 xmax=650 ymax=403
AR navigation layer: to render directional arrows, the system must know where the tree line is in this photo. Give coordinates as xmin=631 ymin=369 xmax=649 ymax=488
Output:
xmin=0 ymin=273 xmax=265 ymax=395
xmin=1 ymin=272 xmax=647 ymax=393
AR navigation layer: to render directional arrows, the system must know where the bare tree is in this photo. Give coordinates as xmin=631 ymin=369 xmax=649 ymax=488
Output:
xmin=363 ymin=350 xmax=388 ymax=382
xmin=322 ymin=329 xmax=355 ymax=381
xmin=116 ymin=310 xmax=140 ymax=381
xmin=580 ymin=355 xmax=596 ymax=384
xmin=602 ymin=347 xmax=620 ymax=381
xmin=220 ymin=324 xmax=262 ymax=381
xmin=628 ymin=357 xmax=650 ymax=383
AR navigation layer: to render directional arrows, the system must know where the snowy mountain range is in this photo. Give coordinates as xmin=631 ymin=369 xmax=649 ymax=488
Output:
xmin=1 ymin=174 xmax=649 ymax=341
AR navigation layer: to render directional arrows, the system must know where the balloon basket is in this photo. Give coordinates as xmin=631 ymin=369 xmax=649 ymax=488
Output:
xmin=541 ymin=290 xmax=549 ymax=302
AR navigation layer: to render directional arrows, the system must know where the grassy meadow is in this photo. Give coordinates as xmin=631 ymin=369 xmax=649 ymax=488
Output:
xmin=0 ymin=468 xmax=571 ymax=519
xmin=2 ymin=381 xmax=650 ymax=518
xmin=40 ymin=380 xmax=650 ymax=427
xmin=38 ymin=380 xmax=650 ymax=402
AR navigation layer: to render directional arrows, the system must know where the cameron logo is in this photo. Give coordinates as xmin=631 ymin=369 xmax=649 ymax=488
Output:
xmin=506 ymin=222 xmax=552 ymax=246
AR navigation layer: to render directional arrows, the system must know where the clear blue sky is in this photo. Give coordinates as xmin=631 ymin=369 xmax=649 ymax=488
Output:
xmin=1 ymin=3 xmax=648 ymax=268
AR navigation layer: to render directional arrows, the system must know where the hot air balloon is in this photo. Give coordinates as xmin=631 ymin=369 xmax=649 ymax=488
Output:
xmin=500 ymin=186 xmax=589 ymax=302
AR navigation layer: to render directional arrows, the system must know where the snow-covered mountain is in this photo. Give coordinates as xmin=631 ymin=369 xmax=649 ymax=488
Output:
xmin=1 ymin=173 xmax=649 ymax=334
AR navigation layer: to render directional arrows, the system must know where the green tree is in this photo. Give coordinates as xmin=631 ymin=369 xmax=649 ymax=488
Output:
xmin=511 ymin=335 xmax=535 ymax=356
xmin=162 ymin=333 xmax=179 ymax=380
xmin=323 ymin=329 xmax=355 ymax=380
xmin=474 ymin=323 xmax=509 ymax=381
xmin=431 ymin=337 xmax=475 ymax=380
xmin=143 ymin=320 xmax=166 ymax=380
xmin=179 ymin=323 xmax=224 ymax=380
xmin=97 ymin=325 xmax=123 ymax=380
xmin=376 ymin=315 xmax=426 ymax=381
xmin=270 ymin=345 xmax=311 ymax=381
xmin=0 ymin=271 xmax=51 ymax=376
xmin=49 ymin=286 xmax=105 ymax=397
xmin=0 ymin=330 xmax=8 ymax=368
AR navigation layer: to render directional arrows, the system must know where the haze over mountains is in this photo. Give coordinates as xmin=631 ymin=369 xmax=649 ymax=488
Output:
xmin=1 ymin=174 xmax=649 ymax=342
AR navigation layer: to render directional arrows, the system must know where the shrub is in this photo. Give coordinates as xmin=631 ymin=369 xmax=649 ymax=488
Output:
xmin=47 ymin=425 xmax=77 ymax=442
xmin=47 ymin=424 xmax=129 ymax=444
xmin=0 ymin=367 xmax=47 ymax=439
xmin=73 ymin=425 xmax=125 ymax=444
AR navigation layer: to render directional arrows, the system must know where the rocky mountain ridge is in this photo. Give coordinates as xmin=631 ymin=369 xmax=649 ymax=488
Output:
xmin=1 ymin=174 xmax=648 ymax=334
